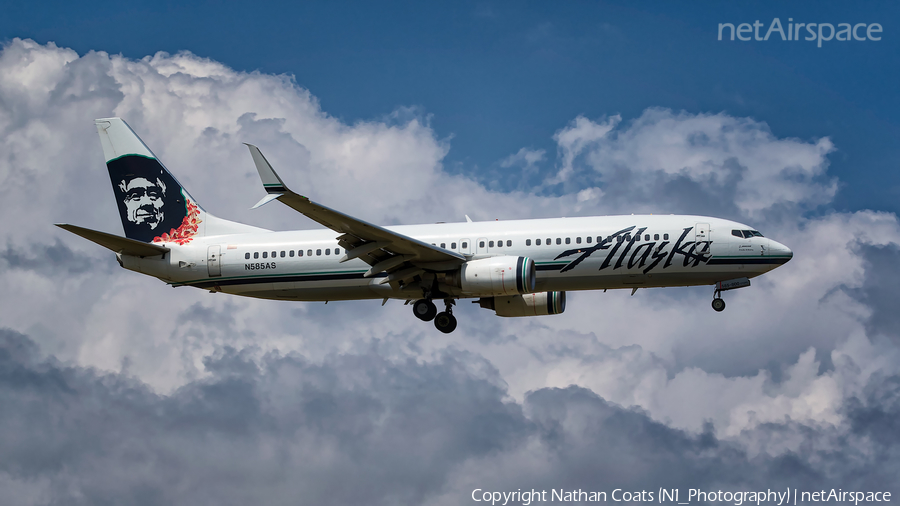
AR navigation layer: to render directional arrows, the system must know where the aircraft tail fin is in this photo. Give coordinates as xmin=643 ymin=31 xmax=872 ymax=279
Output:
xmin=95 ymin=118 xmax=266 ymax=244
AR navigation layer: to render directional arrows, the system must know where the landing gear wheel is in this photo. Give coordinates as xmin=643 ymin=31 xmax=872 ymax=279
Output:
xmin=413 ymin=299 xmax=437 ymax=321
xmin=712 ymin=298 xmax=726 ymax=312
xmin=434 ymin=312 xmax=458 ymax=333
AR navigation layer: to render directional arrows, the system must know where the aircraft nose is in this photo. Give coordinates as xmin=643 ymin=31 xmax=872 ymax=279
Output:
xmin=769 ymin=239 xmax=793 ymax=263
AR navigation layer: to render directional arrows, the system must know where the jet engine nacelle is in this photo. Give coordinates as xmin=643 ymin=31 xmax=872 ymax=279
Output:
xmin=447 ymin=256 xmax=536 ymax=296
xmin=478 ymin=291 xmax=566 ymax=317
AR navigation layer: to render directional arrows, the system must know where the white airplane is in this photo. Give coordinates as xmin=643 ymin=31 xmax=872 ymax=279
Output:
xmin=58 ymin=118 xmax=793 ymax=333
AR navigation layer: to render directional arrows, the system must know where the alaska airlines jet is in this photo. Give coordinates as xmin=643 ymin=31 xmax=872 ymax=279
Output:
xmin=58 ymin=118 xmax=793 ymax=333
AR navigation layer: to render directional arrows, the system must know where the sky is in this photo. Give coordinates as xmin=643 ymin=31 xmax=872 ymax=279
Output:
xmin=1 ymin=2 xmax=899 ymax=505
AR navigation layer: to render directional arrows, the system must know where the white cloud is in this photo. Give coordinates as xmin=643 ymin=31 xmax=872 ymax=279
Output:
xmin=551 ymin=114 xmax=620 ymax=185
xmin=549 ymin=110 xmax=838 ymax=218
xmin=500 ymin=147 xmax=546 ymax=169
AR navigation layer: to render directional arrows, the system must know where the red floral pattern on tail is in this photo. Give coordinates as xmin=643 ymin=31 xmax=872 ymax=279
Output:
xmin=152 ymin=199 xmax=202 ymax=245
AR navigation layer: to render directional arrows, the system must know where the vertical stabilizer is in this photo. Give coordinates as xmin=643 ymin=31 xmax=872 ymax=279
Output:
xmin=95 ymin=118 xmax=265 ymax=244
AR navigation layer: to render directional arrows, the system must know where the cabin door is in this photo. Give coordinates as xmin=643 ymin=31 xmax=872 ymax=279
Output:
xmin=694 ymin=222 xmax=710 ymax=252
xmin=207 ymin=245 xmax=222 ymax=277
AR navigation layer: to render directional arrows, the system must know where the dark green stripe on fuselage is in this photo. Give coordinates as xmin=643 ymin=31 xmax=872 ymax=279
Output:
xmin=707 ymin=256 xmax=792 ymax=265
xmin=177 ymin=270 xmax=379 ymax=289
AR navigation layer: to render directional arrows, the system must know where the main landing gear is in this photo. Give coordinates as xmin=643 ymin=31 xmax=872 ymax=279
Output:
xmin=413 ymin=299 xmax=437 ymax=321
xmin=412 ymin=298 xmax=457 ymax=333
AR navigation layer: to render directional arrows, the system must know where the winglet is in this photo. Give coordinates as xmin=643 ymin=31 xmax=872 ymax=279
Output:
xmin=244 ymin=143 xmax=290 ymax=194
xmin=251 ymin=193 xmax=283 ymax=209
xmin=465 ymin=215 xmax=473 ymax=223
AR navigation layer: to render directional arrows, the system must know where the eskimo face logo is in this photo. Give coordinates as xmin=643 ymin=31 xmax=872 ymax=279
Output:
xmin=107 ymin=155 xmax=199 ymax=243
xmin=119 ymin=176 xmax=166 ymax=230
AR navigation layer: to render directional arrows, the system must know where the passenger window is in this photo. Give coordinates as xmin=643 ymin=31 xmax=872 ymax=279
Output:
xmin=298 ymin=250 xmax=304 ymax=257
xmin=272 ymin=251 xmax=276 ymax=258
xmin=526 ymin=239 xmax=531 ymax=246
xmin=254 ymin=252 xmax=259 ymax=259
xmin=654 ymin=234 xmax=659 ymax=241
xmin=556 ymin=238 xmax=561 ymax=245
xmin=479 ymin=241 xmax=485 ymax=248
xmin=586 ymin=236 xmax=592 ymax=243
xmin=576 ymin=237 xmax=581 ymax=244
xmin=316 ymin=249 xmax=322 ymax=256
xmin=280 ymin=251 xmax=285 ymax=258
xmin=335 ymin=248 xmax=340 ymax=255
xmin=546 ymin=238 xmax=551 ymax=245
xmin=462 ymin=242 xmax=467 ymax=249
xmin=507 ymin=240 xmax=511 ymax=247
xmin=732 ymin=230 xmax=742 ymax=238
xmin=451 ymin=242 xmax=457 ymax=249
xmin=489 ymin=241 xmax=494 ymax=247
xmin=245 ymin=252 xmax=250 ymax=259
xmin=565 ymin=238 xmax=571 ymax=244
xmin=440 ymin=243 xmax=445 ymax=248
xmin=290 ymin=250 xmax=294 ymax=257
xmin=262 ymin=252 xmax=268 ymax=259
xmin=325 ymin=248 xmax=330 ymax=255
xmin=663 ymin=234 xmax=669 ymax=240
xmin=617 ymin=236 xmax=624 ymax=243
xmin=644 ymin=234 xmax=650 ymax=241
xmin=536 ymin=239 xmax=541 ymax=245
xmin=597 ymin=236 xmax=602 ymax=243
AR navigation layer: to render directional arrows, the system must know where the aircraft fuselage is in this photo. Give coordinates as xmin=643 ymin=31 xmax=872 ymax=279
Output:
xmin=126 ymin=214 xmax=791 ymax=302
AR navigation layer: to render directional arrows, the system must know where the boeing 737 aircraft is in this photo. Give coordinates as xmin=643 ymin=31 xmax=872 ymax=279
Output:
xmin=58 ymin=118 xmax=793 ymax=333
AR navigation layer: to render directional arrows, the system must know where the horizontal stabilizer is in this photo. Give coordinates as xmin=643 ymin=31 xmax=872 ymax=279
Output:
xmin=56 ymin=224 xmax=170 ymax=257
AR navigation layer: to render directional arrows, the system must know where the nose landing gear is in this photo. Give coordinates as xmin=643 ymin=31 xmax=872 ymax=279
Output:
xmin=710 ymin=277 xmax=751 ymax=312
xmin=711 ymin=285 xmax=727 ymax=312
xmin=711 ymin=296 xmax=726 ymax=312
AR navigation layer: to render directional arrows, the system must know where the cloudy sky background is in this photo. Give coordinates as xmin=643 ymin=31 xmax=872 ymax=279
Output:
xmin=1 ymin=2 xmax=900 ymax=504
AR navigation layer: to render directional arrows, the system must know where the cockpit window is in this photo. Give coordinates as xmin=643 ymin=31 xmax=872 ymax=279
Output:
xmin=735 ymin=229 xmax=765 ymax=239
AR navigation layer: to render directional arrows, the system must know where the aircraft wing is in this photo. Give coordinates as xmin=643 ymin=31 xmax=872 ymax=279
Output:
xmin=56 ymin=224 xmax=170 ymax=257
xmin=245 ymin=144 xmax=465 ymax=283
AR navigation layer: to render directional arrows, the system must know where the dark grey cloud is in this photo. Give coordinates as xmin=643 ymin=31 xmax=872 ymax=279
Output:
xmin=1 ymin=329 xmax=898 ymax=505
xmin=849 ymin=244 xmax=900 ymax=342
xmin=0 ymin=239 xmax=104 ymax=276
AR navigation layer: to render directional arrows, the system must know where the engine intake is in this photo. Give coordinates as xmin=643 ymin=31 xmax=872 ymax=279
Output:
xmin=479 ymin=291 xmax=566 ymax=317
xmin=447 ymin=256 xmax=536 ymax=296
